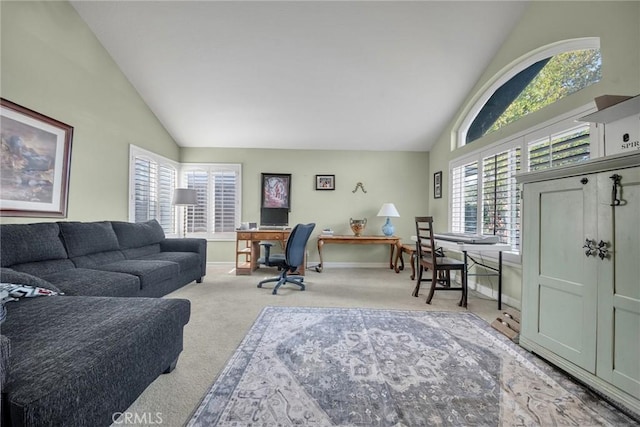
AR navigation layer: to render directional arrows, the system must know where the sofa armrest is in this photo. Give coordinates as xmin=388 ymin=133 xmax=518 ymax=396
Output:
xmin=160 ymin=238 xmax=207 ymax=279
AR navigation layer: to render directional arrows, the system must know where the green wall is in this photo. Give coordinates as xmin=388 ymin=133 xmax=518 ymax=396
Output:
xmin=0 ymin=1 xmax=180 ymax=222
xmin=181 ymin=148 xmax=429 ymax=264
xmin=427 ymin=1 xmax=640 ymax=304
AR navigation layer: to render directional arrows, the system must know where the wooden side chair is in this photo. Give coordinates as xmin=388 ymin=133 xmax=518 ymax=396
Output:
xmin=413 ymin=216 xmax=468 ymax=307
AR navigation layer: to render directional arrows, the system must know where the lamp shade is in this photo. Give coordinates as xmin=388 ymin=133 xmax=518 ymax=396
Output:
xmin=377 ymin=203 xmax=400 ymax=217
xmin=173 ymin=188 xmax=198 ymax=205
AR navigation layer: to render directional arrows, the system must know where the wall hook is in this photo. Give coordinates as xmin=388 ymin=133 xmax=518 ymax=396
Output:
xmin=352 ymin=182 xmax=367 ymax=193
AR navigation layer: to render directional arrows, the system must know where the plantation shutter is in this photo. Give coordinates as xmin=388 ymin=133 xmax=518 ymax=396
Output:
xmin=132 ymin=153 xmax=177 ymax=234
xmin=451 ymin=161 xmax=478 ymax=234
xmin=184 ymin=169 xmax=209 ymax=234
xmin=212 ymin=169 xmax=238 ymax=233
xmin=182 ymin=164 xmax=241 ymax=238
xmin=482 ymin=147 xmax=521 ymax=250
xmin=528 ymin=124 xmax=590 ymax=171
xmin=134 ymin=157 xmax=158 ymax=223
xmin=157 ymin=165 xmax=177 ymax=232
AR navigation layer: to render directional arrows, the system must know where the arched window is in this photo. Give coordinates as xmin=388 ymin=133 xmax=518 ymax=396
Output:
xmin=459 ymin=38 xmax=601 ymax=146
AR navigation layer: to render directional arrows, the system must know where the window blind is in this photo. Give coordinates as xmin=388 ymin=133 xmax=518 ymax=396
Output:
xmin=131 ymin=147 xmax=178 ymax=234
xmin=528 ymin=124 xmax=590 ymax=171
xmin=182 ymin=164 xmax=241 ymax=239
xmin=451 ymin=161 xmax=478 ymax=234
xmin=482 ymin=147 xmax=521 ymax=250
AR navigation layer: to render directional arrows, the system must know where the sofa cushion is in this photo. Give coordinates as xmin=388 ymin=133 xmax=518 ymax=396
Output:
xmin=91 ymin=260 xmax=179 ymax=289
xmin=70 ymin=250 xmax=126 ymax=268
xmin=42 ymin=269 xmax=141 ymax=297
xmin=10 ymin=259 xmax=76 ymax=278
xmin=137 ymin=252 xmax=201 ymax=273
xmin=121 ymin=244 xmax=161 ymax=259
xmin=2 ymin=296 xmax=190 ymax=426
xmin=111 ymin=219 xmax=165 ymax=249
xmin=58 ymin=221 xmax=120 ymax=258
xmin=0 ymin=268 xmax=61 ymax=294
xmin=0 ymin=223 xmax=67 ymax=268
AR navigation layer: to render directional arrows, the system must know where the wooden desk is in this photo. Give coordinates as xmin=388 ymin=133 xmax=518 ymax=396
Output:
xmin=236 ymin=229 xmax=307 ymax=276
xmin=315 ymin=235 xmax=400 ymax=272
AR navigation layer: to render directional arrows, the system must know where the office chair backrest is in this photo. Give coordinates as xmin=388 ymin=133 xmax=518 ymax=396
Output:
xmin=285 ymin=223 xmax=316 ymax=268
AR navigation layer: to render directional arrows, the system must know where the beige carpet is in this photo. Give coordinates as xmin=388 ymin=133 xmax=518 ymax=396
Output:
xmin=117 ymin=265 xmax=505 ymax=427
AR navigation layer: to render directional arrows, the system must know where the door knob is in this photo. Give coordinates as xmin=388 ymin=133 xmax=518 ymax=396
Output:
xmin=583 ymin=238 xmax=597 ymax=257
xmin=597 ymin=240 xmax=610 ymax=260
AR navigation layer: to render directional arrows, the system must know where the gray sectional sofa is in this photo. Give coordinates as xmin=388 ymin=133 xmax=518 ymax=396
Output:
xmin=0 ymin=219 xmax=207 ymax=427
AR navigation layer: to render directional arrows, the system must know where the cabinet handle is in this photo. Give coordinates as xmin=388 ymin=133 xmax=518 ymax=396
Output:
xmin=610 ymin=174 xmax=622 ymax=206
xmin=583 ymin=238 xmax=597 ymax=257
xmin=597 ymin=240 xmax=610 ymax=260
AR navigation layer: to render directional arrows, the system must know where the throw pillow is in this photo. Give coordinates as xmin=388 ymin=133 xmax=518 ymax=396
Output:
xmin=0 ymin=268 xmax=62 ymax=294
xmin=0 ymin=283 xmax=59 ymax=299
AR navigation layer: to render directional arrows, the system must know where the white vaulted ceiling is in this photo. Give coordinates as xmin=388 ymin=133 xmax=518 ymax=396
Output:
xmin=71 ymin=1 xmax=528 ymax=152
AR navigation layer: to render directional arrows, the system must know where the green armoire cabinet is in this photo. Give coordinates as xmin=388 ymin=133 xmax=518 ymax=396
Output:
xmin=517 ymin=152 xmax=640 ymax=417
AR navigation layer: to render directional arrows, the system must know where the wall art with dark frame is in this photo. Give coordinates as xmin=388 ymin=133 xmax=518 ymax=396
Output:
xmin=1 ymin=98 xmax=73 ymax=217
xmin=433 ymin=171 xmax=442 ymax=199
xmin=261 ymin=173 xmax=291 ymax=209
xmin=315 ymin=174 xmax=335 ymax=190
xmin=260 ymin=173 xmax=291 ymax=227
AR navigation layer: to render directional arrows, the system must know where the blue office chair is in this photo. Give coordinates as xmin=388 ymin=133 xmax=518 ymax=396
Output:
xmin=257 ymin=223 xmax=316 ymax=295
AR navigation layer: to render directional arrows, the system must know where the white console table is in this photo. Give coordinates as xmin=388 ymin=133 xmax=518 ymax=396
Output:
xmin=412 ymin=236 xmax=511 ymax=309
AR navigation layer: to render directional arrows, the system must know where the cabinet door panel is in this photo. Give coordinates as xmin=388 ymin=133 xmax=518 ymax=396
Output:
xmin=522 ymin=176 xmax=598 ymax=372
xmin=597 ymin=166 xmax=640 ymax=398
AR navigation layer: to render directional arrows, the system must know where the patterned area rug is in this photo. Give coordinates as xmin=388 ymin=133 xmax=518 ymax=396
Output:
xmin=188 ymin=307 xmax=636 ymax=426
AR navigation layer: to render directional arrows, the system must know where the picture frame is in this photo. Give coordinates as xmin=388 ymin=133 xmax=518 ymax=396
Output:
xmin=434 ymin=171 xmax=442 ymax=199
xmin=261 ymin=173 xmax=291 ymax=209
xmin=315 ymin=174 xmax=335 ymax=190
xmin=1 ymin=98 xmax=73 ymax=217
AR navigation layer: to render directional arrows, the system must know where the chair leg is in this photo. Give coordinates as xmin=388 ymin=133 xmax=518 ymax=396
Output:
xmin=425 ymin=268 xmax=437 ymax=304
xmin=258 ymin=277 xmax=279 ymax=288
xmin=458 ymin=268 xmax=468 ymax=308
xmin=412 ymin=265 xmax=423 ymax=297
xmin=409 ymin=252 xmax=416 ymax=280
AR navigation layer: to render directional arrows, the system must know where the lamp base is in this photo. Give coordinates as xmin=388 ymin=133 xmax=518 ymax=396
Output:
xmin=381 ymin=217 xmax=395 ymax=237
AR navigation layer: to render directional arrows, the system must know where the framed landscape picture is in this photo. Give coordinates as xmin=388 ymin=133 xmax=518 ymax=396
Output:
xmin=0 ymin=99 xmax=73 ymax=217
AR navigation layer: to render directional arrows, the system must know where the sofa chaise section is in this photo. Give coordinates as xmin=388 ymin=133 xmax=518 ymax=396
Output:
xmin=2 ymin=296 xmax=190 ymax=427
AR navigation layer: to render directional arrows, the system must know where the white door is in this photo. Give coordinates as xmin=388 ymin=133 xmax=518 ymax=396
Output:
xmin=522 ymin=174 xmax=598 ymax=372
xmin=596 ymin=166 xmax=640 ymax=398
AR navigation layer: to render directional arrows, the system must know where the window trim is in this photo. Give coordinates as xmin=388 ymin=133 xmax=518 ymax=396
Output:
xmin=449 ymin=103 xmax=598 ymax=265
xmin=454 ymin=37 xmax=601 ymax=149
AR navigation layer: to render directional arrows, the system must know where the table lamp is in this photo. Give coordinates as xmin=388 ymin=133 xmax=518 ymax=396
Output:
xmin=173 ymin=188 xmax=198 ymax=237
xmin=377 ymin=203 xmax=400 ymax=236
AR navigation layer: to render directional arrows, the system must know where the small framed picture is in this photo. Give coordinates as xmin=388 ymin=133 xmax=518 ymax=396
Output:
xmin=315 ymin=174 xmax=335 ymax=190
xmin=434 ymin=171 xmax=442 ymax=199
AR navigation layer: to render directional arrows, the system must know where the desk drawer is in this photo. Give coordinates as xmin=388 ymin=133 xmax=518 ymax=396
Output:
xmin=252 ymin=232 xmax=285 ymax=240
xmin=237 ymin=232 xmax=253 ymax=240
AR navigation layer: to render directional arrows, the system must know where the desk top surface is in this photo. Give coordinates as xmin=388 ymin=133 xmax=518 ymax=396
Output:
xmin=410 ymin=235 xmax=511 ymax=252
xmin=318 ymin=234 xmax=399 ymax=241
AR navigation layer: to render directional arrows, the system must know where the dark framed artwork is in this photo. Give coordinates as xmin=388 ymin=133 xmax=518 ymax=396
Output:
xmin=261 ymin=173 xmax=291 ymax=209
xmin=315 ymin=174 xmax=335 ymax=190
xmin=434 ymin=171 xmax=442 ymax=199
xmin=1 ymin=99 xmax=73 ymax=217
